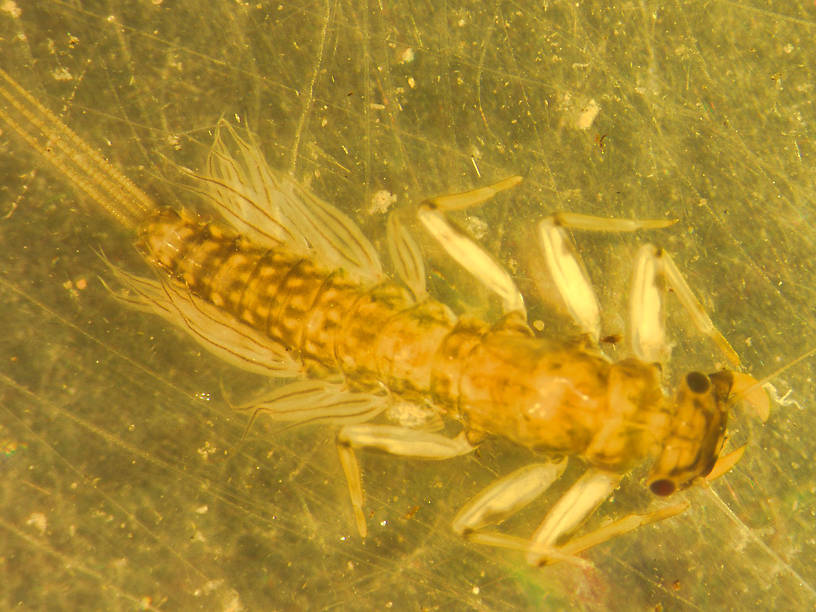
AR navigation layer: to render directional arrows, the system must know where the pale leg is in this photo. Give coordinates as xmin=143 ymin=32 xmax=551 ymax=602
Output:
xmin=416 ymin=177 xmax=526 ymax=316
xmin=452 ymin=464 xmax=689 ymax=566
xmin=536 ymin=213 xmax=676 ymax=344
xmin=452 ymin=460 xmax=568 ymax=535
xmin=539 ymin=447 xmax=748 ymax=564
xmin=630 ymin=244 xmax=740 ymax=366
xmin=336 ymin=425 xmax=475 ymax=538
xmin=537 ymin=218 xmax=602 ymax=341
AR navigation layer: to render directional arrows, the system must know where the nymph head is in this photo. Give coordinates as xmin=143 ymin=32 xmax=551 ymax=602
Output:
xmin=647 ymin=370 xmax=735 ymax=496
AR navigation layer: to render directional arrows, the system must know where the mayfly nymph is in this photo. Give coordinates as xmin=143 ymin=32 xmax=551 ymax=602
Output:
xmin=0 ymin=67 xmax=769 ymax=566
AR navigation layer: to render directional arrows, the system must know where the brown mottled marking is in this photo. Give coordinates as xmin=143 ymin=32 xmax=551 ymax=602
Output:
xmin=299 ymin=273 xmax=359 ymax=360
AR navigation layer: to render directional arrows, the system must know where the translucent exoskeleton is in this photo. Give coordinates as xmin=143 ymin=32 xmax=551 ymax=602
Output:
xmin=0 ymin=66 xmax=771 ymax=567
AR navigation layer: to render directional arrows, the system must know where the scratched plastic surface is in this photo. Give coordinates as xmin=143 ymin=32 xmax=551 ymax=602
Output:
xmin=1 ymin=2 xmax=815 ymax=610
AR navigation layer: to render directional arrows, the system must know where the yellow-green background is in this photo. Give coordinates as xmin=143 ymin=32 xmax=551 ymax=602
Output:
xmin=1 ymin=1 xmax=814 ymax=609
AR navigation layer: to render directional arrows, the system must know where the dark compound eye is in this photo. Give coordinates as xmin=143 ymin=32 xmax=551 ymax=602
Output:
xmin=685 ymin=371 xmax=710 ymax=394
xmin=650 ymin=479 xmax=677 ymax=496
